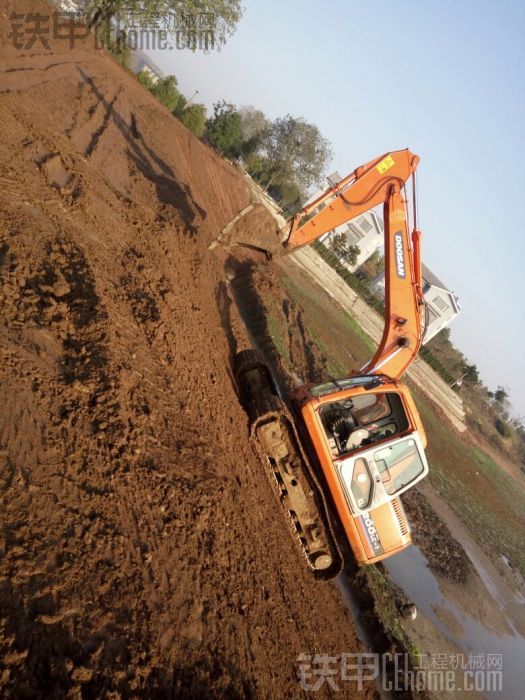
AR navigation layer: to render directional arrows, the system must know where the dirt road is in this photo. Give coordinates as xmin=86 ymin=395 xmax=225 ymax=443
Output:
xmin=0 ymin=3 xmax=375 ymax=697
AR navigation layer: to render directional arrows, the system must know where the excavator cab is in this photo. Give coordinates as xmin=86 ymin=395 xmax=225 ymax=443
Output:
xmin=318 ymin=391 xmax=408 ymax=457
xmin=291 ymin=377 xmax=429 ymax=564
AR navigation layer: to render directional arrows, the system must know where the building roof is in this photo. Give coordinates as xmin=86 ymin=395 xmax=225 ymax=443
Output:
xmin=129 ymin=49 xmax=165 ymax=80
xmin=421 ymin=263 xmax=450 ymax=292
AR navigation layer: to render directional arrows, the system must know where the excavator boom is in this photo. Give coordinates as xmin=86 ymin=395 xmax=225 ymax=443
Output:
xmin=283 ymin=149 xmax=425 ymax=380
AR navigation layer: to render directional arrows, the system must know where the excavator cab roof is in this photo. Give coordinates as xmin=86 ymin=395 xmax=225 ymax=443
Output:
xmin=308 ymin=374 xmax=388 ymax=398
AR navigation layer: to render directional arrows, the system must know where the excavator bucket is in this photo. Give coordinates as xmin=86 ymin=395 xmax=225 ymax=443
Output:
xmin=209 ymin=202 xmax=286 ymax=259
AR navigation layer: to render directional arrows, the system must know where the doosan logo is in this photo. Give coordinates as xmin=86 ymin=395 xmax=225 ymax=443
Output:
xmin=361 ymin=514 xmax=383 ymax=554
xmin=394 ymin=233 xmax=406 ymax=278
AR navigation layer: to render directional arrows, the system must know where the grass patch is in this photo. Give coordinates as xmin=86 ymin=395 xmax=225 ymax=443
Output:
xmin=414 ymin=395 xmax=525 ymax=575
xmin=339 ymin=313 xmax=376 ymax=355
xmin=359 ymin=565 xmax=421 ymax=664
xmin=267 ymin=312 xmax=289 ymax=362
xmin=279 ymin=268 xmax=374 ymax=368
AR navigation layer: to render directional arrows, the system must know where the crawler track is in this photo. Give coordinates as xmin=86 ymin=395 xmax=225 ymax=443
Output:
xmin=235 ymin=350 xmax=342 ymax=579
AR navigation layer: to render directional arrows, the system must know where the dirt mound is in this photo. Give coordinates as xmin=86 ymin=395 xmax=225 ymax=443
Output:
xmin=0 ymin=3 xmax=374 ymax=698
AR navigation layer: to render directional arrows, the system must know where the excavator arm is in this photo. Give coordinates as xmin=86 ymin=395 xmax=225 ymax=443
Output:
xmin=283 ymin=149 xmax=425 ymax=380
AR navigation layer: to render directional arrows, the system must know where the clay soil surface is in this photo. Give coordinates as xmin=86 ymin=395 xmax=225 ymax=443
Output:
xmin=0 ymin=3 xmax=377 ymax=698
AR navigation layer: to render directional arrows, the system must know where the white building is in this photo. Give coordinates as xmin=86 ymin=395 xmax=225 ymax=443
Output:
xmin=308 ymin=172 xmax=383 ymax=272
xmin=308 ymin=173 xmax=460 ymax=342
xmin=371 ymin=263 xmax=460 ymax=343
xmin=420 ymin=264 xmax=461 ymax=342
xmin=129 ymin=49 xmax=165 ymax=84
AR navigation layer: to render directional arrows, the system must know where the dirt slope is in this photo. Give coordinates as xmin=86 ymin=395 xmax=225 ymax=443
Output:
xmin=0 ymin=2 xmax=374 ymax=697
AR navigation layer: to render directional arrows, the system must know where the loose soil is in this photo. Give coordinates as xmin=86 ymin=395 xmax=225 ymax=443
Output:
xmin=0 ymin=3 xmax=377 ymax=698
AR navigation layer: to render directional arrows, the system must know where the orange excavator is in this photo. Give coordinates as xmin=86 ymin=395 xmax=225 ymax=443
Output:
xmin=234 ymin=149 xmax=428 ymax=577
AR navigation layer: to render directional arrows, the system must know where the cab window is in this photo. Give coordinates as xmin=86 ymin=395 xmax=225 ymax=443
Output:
xmin=319 ymin=393 xmax=409 ymax=457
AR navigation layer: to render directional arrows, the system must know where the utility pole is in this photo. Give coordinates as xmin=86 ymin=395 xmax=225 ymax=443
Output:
xmin=182 ymin=89 xmax=199 ymax=110
xmin=450 ymin=369 xmax=469 ymax=389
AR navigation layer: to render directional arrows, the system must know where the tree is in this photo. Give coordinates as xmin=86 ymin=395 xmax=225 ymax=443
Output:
xmin=344 ymin=244 xmax=360 ymax=267
xmin=238 ymin=106 xmax=271 ymax=158
xmin=86 ymin=1 xmax=243 ymax=51
xmin=494 ymin=386 xmax=509 ymax=403
xmin=95 ymin=22 xmax=131 ymax=67
xmin=260 ymin=115 xmax=333 ymax=191
xmin=137 ymin=69 xmax=156 ymax=91
xmin=244 ymin=152 xmax=266 ymax=180
xmin=327 ymin=233 xmax=360 ymax=266
xmin=267 ymin=180 xmax=305 ymax=216
xmin=328 ymin=233 xmax=348 ymax=257
xmin=462 ymin=363 xmax=480 ymax=386
xmin=150 ymin=75 xmax=182 ymax=112
xmin=436 ymin=327 xmax=451 ymax=343
xmin=494 ymin=417 xmax=510 ymax=438
xmin=178 ymin=103 xmax=207 ymax=137
xmin=205 ymin=101 xmax=243 ymax=158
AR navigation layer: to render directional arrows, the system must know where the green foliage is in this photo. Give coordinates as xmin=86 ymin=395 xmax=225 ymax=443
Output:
xmin=136 ymin=70 xmax=206 ymax=138
xmin=137 ymin=69 xmax=155 ymax=90
xmin=244 ymin=153 xmax=266 ymax=180
xmin=346 ymin=244 xmax=360 ymax=267
xmin=259 ymin=114 xmax=333 ymax=191
xmin=327 ymin=233 xmax=360 ymax=266
xmin=238 ymin=106 xmax=271 ymax=158
xmin=149 ymin=75 xmax=182 ymax=112
xmin=328 ymin=232 xmax=347 ymax=257
xmin=494 ymin=385 xmax=509 ymax=403
xmin=419 ymin=347 xmax=456 ymax=385
xmin=462 ymin=362 xmax=480 ymax=386
xmin=438 ymin=326 xmax=451 ymax=343
xmin=86 ymin=0 xmax=243 ymax=50
xmin=205 ymin=101 xmax=243 ymax=158
xmin=95 ymin=23 xmax=131 ymax=67
xmin=267 ymin=180 xmax=305 ymax=216
xmin=178 ymin=103 xmax=207 ymax=137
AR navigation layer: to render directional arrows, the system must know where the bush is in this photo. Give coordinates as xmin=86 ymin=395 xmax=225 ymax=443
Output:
xmin=96 ymin=26 xmax=131 ymax=67
xmin=494 ymin=418 xmax=510 ymax=438
xmin=149 ymin=76 xmax=182 ymax=113
xmin=178 ymin=103 xmax=207 ymax=138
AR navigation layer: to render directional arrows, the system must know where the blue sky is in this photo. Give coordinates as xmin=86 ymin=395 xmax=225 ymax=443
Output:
xmin=152 ymin=0 xmax=525 ymax=416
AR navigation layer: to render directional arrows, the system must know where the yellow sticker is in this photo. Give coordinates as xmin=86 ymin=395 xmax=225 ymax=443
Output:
xmin=376 ymin=155 xmax=395 ymax=174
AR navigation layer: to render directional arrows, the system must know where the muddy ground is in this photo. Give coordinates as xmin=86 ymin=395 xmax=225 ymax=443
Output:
xmin=0 ymin=3 xmax=381 ymax=698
